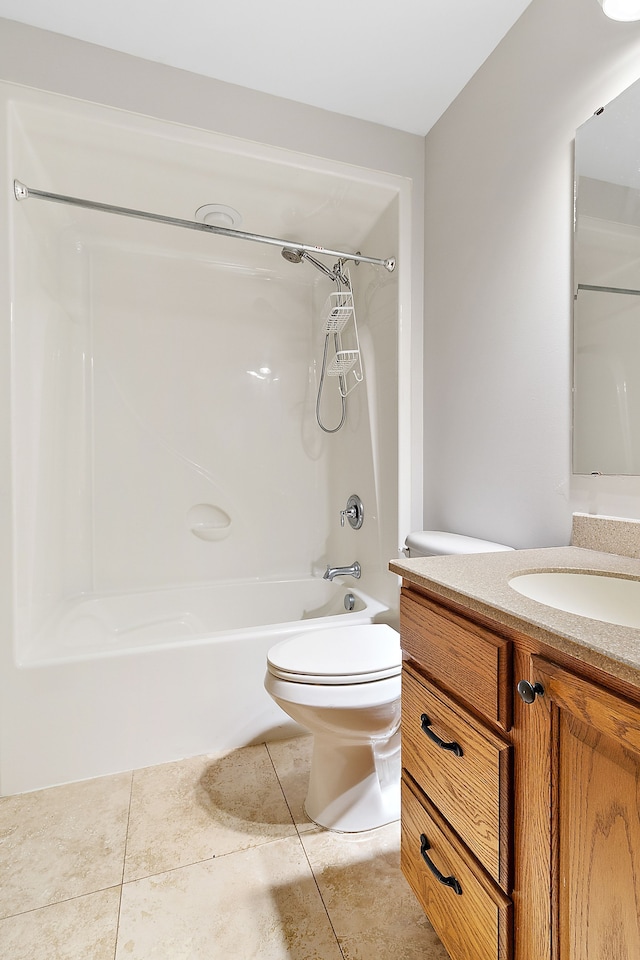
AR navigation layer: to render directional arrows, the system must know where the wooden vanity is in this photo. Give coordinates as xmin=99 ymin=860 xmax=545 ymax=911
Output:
xmin=391 ymin=544 xmax=640 ymax=960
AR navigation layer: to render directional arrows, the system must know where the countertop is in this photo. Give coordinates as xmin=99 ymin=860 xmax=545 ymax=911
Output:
xmin=390 ymin=546 xmax=640 ymax=691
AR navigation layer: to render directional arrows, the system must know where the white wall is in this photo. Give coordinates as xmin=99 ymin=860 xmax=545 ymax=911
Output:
xmin=423 ymin=0 xmax=640 ymax=547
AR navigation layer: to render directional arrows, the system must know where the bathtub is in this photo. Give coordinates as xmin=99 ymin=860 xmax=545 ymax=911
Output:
xmin=6 ymin=579 xmax=390 ymax=794
xmin=20 ymin=578 xmax=387 ymax=664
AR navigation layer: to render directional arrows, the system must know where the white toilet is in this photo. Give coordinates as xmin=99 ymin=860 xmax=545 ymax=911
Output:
xmin=265 ymin=623 xmax=402 ymax=833
xmin=264 ymin=532 xmax=514 ymax=834
xmin=404 ymin=530 xmax=515 ymax=558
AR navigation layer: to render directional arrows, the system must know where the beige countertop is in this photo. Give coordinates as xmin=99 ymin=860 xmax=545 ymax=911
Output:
xmin=390 ymin=546 xmax=640 ymax=691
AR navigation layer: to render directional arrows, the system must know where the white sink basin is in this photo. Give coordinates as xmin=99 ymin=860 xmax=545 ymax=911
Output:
xmin=509 ymin=571 xmax=640 ymax=629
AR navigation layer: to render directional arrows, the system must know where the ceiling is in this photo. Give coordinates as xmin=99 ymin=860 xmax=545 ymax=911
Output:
xmin=0 ymin=0 xmax=534 ymax=136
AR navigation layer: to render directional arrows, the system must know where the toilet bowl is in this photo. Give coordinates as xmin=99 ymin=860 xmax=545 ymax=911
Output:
xmin=265 ymin=533 xmax=514 ymax=833
xmin=264 ymin=623 xmax=402 ymax=833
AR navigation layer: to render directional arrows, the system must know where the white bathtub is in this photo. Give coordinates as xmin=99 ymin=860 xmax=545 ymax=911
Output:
xmin=6 ymin=579 xmax=390 ymax=794
xmin=21 ymin=578 xmax=386 ymax=664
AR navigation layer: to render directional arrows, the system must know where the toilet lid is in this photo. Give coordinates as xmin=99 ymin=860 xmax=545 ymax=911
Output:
xmin=267 ymin=623 xmax=401 ymax=684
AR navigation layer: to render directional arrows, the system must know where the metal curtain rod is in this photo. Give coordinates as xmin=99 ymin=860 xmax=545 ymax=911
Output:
xmin=576 ymin=282 xmax=640 ymax=298
xmin=13 ymin=180 xmax=396 ymax=273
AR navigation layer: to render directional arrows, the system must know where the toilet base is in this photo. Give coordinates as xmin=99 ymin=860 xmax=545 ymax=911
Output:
xmin=304 ymin=730 xmax=401 ymax=832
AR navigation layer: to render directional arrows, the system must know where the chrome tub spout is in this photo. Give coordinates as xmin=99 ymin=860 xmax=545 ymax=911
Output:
xmin=323 ymin=561 xmax=361 ymax=581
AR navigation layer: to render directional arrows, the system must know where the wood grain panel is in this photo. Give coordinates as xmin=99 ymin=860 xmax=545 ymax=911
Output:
xmin=532 ymin=657 xmax=640 ymax=960
xmin=511 ymin=644 xmax=552 ymax=960
xmin=402 ymin=664 xmax=511 ymax=889
xmin=401 ymin=775 xmax=512 ymax=960
xmin=400 ymin=587 xmax=512 ymax=730
xmin=534 ymin=657 xmax=640 ymax=755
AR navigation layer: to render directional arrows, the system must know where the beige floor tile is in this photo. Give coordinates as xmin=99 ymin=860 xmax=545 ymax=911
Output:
xmin=116 ymin=835 xmax=344 ymax=960
xmin=0 ymin=773 xmax=131 ymax=918
xmin=0 ymin=887 xmax=120 ymax=960
xmin=266 ymin=735 xmax=316 ymax=832
xmin=301 ymin=821 xmax=449 ymax=960
xmin=124 ymin=743 xmax=297 ymax=882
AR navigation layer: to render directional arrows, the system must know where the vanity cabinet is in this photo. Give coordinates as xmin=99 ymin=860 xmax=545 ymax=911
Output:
xmin=530 ymin=657 xmax=640 ymax=960
xmin=398 ymin=582 xmax=640 ymax=960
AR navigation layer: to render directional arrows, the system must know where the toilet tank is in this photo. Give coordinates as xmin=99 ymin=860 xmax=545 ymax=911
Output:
xmin=405 ymin=531 xmax=514 ymax=558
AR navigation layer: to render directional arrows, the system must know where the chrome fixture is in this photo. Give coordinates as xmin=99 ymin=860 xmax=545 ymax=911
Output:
xmin=597 ymin=0 xmax=640 ymax=19
xmin=344 ymin=593 xmax=356 ymax=611
xmin=313 ymin=266 xmax=363 ymax=434
xmin=281 ymin=247 xmax=350 ymax=285
xmin=13 ymin=180 xmax=395 ymax=274
xmin=340 ymin=494 xmax=364 ymax=529
xmin=323 ymin=561 xmax=361 ymax=581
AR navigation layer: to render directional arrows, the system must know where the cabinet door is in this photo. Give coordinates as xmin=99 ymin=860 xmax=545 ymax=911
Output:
xmin=531 ymin=657 xmax=640 ymax=960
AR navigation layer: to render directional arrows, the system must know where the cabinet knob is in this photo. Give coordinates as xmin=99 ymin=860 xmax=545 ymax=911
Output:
xmin=517 ymin=679 xmax=545 ymax=704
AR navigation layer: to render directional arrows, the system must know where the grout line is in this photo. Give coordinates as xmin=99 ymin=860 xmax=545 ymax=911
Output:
xmin=119 ymin=768 xmax=134 ymax=885
xmin=120 ymin=835 xmax=302 ymax=888
xmin=113 ymin=768 xmax=134 ymax=960
xmin=0 ymin=885 xmax=121 ymax=922
xmin=297 ymin=827 xmax=347 ymax=960
xmin=264 ymin=741 xmax=347 ymax=960
xmin=264 ymin=740 xmax=297 ymax=829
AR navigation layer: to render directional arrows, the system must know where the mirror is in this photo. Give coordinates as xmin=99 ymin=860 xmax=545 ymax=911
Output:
xmin=573 ymin=76 xmax=640 ymax=475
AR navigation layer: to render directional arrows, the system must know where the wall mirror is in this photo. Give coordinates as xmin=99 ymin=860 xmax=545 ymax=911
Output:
xmin=573 ymin=75 xmax=640 ymax=475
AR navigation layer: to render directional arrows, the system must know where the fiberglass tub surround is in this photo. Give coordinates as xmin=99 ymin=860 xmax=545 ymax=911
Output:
xmin=2 ymin=86 xmax=404 ymax=794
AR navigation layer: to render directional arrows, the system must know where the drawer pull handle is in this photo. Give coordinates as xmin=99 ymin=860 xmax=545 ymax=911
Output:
xmin=420 ymin=833 xmax=463 ymax=896
xmin=420 ymin=714 xmax=463 ymax=757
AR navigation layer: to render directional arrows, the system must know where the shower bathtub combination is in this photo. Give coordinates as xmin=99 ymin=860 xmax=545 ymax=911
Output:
xmin=0 ymin=82 xmax=407 ymax=795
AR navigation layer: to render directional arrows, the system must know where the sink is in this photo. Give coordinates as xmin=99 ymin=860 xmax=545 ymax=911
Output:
xmin=509 ymin=571 xmax=640 ymax=628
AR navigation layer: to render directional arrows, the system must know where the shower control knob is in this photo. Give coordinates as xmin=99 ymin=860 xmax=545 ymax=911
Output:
xmin=340 ymin=494 xmax=364 ymax=530
xmin=341 ymin=506 xmax=357 ymax=524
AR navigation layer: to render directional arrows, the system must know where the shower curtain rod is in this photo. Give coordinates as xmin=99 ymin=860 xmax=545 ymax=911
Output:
xmin=576 ymin=282 xmax=640 ymax=297
xmin=13 ymin=180 xmax=396 ymax=273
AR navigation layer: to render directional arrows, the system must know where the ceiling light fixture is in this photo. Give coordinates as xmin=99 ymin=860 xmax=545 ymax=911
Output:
xmin=598 ymin=0 xmax=640 ymax=20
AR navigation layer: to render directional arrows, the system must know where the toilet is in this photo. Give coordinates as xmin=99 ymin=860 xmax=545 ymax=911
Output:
xmin=264 ymin=532 xmax=513 ymax=834
xmin=265 ymin=623 xmax=402 ymax=833
xmin=404 ymin=530 xmax=515 ymax=558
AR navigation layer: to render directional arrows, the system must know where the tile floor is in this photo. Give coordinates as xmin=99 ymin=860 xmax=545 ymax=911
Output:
xmin=0 ymin=735 xmax=449 ymax=959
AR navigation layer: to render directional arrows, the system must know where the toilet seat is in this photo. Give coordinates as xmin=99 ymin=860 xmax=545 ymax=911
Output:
xmin=267 ymin=623 xmax=401 ymax=685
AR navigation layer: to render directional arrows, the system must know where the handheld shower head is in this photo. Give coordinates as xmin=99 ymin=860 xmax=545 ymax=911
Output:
xmin=281 ymin=247 xmax=346 ymax=283
xmin=281 ymin=247 xmax=304 ymax=264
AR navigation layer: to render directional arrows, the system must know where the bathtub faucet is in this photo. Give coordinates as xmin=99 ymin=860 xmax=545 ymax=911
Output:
xmin=323 ymin=561 xmax=361 ymax=581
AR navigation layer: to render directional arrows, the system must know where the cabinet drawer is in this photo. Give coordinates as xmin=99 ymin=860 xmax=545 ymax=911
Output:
xmin=400 ymin=588 xmax=512 ymax=730
xmin=401 ymin=776 xmax=512 ymax=960
xmin=402 ymin=665 xmax=511 ymax=889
